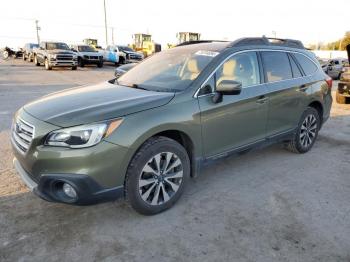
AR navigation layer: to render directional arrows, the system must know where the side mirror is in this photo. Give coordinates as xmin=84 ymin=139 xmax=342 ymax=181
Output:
xmin=212 ymin=80 xmax=242 ymax=103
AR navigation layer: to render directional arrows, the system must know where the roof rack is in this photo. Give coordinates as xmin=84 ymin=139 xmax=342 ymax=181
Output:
xmin=228 ymin=36 xmax=305 ymax=49
xmin=176 ymin=40 xmax=228 ymax=47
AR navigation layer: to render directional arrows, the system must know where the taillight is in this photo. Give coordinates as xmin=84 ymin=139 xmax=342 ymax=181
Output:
xmin=326 ymin=77 xmax=332 ymax=89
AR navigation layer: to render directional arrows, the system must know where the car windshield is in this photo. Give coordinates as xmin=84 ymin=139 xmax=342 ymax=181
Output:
xmin=78 ymin=45 xmax=96 ymax=52
xmin=118 ymin=46 xmax=134 ymax=52
xmin=117 ymin=46 xmax=220 ymax=92
xmin=30 ymin=44 xmax=39 ymax=49
xmin=47 ymin=43 xmax=70 ymax=50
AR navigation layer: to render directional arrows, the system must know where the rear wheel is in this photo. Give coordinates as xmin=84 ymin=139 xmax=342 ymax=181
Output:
xmin=285 ymin=107 xmax=320 ymax=154
xmin=336 ymin=91 xmax=346 ymax=104
xmin=125 ymin=136 xmax=190 ymax=215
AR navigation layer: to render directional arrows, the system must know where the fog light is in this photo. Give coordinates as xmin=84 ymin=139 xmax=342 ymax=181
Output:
xmin=63 ymin=183 xmax=77 ymax=199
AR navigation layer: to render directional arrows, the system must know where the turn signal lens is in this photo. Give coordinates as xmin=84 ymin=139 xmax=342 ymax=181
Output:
xmin=105 ymin=119 xmax=123 ymax=137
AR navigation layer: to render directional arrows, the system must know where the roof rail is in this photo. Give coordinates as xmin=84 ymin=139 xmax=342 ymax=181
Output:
xmin=228 ymin=36 xmax=305 ymax=49
xmin=176 ymin=40 xmax=229 ymax=47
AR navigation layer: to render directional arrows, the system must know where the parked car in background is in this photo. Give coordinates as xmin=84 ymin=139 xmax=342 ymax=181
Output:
xmin=116 ymin=45 xmax=143 ymax=64
xmin=71 ymin=44 xmax=103 ymax=68
xmin=11 ymin=37 xmax=332 ymax=215
xmin=115 ymin=63 xmax=137 ymax=78
xmin=322 ymin=58 xmax=349 ymax=79
xmin=336 ymin=44 xmax=350 ymax=104
xmin=22 ymin=43 xmax=39 ymax=62
xmin=33 ymin=42 xmax=78 ymax=70
xmin=2 ymin=47 xmax=23 ymax=59
xmin=102 ymin=45 xmax=120 ymax=65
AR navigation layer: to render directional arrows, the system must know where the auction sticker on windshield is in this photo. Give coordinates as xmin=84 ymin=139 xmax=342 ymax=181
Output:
xmin=195 ymin=50 xmax=219 ymax=57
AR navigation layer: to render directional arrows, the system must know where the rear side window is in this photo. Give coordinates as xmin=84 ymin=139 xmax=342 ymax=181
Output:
xmin=261 ymin=51 xmax=292 ymax=82
xmin=294 ymin=53 xmax=318 ymax=75
xmin=288 ymin=55 xmax=302 ymax=78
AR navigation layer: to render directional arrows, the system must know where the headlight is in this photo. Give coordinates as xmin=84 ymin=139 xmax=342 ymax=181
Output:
xmin=49 ymin=54 xmax=57 ymax=59
xmin=73 ymin=55 xmax=78 ymax=61
xmin=45 ymin=119 xmax=123 ymax=148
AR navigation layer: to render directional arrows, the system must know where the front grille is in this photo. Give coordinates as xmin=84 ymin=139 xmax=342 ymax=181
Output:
xmin=12 ymin=118 xmax=34 ymax=154
xmin=57 ymin=55 xmax=73 ymax=61
xmin=128 ymin=54 xmax=142 ymax=60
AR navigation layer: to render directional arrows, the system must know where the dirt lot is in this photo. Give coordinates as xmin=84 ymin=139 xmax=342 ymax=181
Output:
xmin=0 ymin=59 xmax=350 ymax=262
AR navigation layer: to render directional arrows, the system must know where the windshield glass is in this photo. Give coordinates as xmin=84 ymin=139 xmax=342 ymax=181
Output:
xmin=30 ymin=44 xmax=39 ymax=49
xmin=118 ymin=46 xmax=134 ymax=52
xmin=117 ymin=47 xmax=219 ymax=92
xmin=78 ymin=45 xmax=96 ymax=52
xmin=47 ymin=42 xmax=69 ymax=50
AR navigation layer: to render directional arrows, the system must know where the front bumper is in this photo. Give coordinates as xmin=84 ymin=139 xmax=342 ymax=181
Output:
xmin=49 ymin=60 xmax=77 ymax=67
xmin=13 ymin=158 xmax=124 ymax=205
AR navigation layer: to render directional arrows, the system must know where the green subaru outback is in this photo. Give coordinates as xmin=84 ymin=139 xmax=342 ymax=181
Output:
xmin=12 ymin=37 xmax=332 ymax=215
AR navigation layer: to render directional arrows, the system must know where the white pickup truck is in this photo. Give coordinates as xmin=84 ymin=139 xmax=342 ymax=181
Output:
xmin=102 ymin=45 xmax=143 ymax=65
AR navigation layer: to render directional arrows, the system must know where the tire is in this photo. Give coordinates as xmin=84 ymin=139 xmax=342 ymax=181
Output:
xmin=72 ymin=66 xmax=77 ymax=70
xmin=78 ymin=58 xmax=84 ymax=67
xmin=119 ymin=57 xmax=125 ymax=65
xmin=285 ymin=107 xmax=320 ymax=154
xmin=44 ymin=58 xmax=52 ymax=70
xmin=125 ymin=136 xmax=190 ymax=215
xmin=97 ymin=61 xmax=103 ymax=68
xmin=336 ymin=91 xmax=346 ymax=104
xmin=3 ymin=51 xmax=9 ymax=59
xmin=34 ymin=55 xmax=40 ymax=66
xmin=22 ymin=54 xmax=26 ymax=61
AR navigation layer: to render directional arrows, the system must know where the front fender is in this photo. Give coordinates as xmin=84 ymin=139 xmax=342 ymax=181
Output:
xmin=104 ymin=97 xmax=202 ymax=161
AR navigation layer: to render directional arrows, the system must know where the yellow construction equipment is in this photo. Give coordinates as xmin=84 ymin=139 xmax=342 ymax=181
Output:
xmin=167 ymin=32 xmax=201 ymax=48
xmin=130 ymin=34 xmax=161 ymax=57
xmin=83 ymin=39 xmax=98 ymax=48
xmin=177 ymin=32 xmax=201 ymax=44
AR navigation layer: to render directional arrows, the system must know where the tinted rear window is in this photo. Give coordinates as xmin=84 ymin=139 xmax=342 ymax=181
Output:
xmin=294 ymin=53 xmax=318 ymax=75
xmin=261 ymin=51 xmax=292 ymax=82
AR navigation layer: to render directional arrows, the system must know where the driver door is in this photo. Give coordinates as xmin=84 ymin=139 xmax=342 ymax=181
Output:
xmin=197 ymin=51 xmax=268 ymax=158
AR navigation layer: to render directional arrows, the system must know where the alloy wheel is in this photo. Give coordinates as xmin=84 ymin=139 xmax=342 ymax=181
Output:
xmin=299 ymin=114 xmax=318 ymax=148
xmin=138 ymin=152 xmax=183 ymax=206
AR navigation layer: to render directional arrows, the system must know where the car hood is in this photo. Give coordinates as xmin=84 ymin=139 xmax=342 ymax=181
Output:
xmin=23 ymin=82 xmax=175 ymax=127
xmin=123 ymin=50 xmax=142 ymax=56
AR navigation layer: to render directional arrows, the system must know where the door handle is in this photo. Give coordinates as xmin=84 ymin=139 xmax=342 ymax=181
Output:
xmin=256 ymin=96 xmax=269 ymax=104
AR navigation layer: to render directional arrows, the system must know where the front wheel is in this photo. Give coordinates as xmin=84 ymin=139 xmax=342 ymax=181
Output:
xmin=125 ymin=136 xmax=190 ymax=215
xmin=3 ymin=51 xmax=9 ymax=59
xmin=44 ymin=58 xmax=52 ymax=70
xmin=34 ymin=56 xmax=40 ymax=66
xmin=72 ymin=66 xmax=77 ymax=70
xmin=97 ymin=61 xmax=103 ymax=68
xmin=285 ymin=107 xmax=320 ymax=154
xmin=78 ymin=58 xmax=84 ymax=67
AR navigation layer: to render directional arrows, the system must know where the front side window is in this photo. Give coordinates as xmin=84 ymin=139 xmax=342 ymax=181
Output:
xmin=216 ymin=52 xmax=260 ymax=88
xmin=261 ymin=51 xmax=292 ymax=82
xmin=293 ymin=53 xmax=318 ymax=76
xmin=118 ymin=47 xmax=219 ymax=92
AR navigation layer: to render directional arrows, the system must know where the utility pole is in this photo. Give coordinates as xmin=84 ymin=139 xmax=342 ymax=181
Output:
xmin=111 ymin=27 xmax=115 ymax=45
xmin=35 ymin=20 xmax=41 ymax=44
xmin=103 ymin=0 xmax=108 ymax=46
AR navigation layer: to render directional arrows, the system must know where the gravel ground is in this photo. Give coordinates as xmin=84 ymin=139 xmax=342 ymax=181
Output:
xmin=0 ymin=59 xmax=350 ymax=262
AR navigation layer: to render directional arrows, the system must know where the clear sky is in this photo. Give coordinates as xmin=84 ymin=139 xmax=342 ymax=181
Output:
xmin=0 ymin=0 xmax=349 ymax=48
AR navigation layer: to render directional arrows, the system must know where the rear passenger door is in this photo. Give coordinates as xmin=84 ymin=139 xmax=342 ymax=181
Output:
xmin=261 ymin=51 xmax=307 ymax=137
